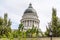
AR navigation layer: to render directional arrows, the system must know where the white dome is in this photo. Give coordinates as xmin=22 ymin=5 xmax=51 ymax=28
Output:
xmin=22 ymin=3 xmax=38 ymax=19
xmin=21 ymin=3 xmax=40 ymax=31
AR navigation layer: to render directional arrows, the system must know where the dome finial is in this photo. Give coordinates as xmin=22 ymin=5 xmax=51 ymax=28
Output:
xmin=29 ymin=3 xmax=32 ymax=8
xmin=29 ymin=3 xmax=32 ymax=6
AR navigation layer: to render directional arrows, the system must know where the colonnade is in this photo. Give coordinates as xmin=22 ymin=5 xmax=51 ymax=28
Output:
xmin=22 ymin=20 xmax=39 ymax=29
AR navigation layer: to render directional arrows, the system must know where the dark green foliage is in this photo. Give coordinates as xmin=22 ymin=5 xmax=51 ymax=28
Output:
xmin=12 ymin=30 xmax=18 ymax=38
xmin=0 ymin=13 xmax=11 ymax=38
xmin=18 ymin=23 xmax=43 ymax=38
xmin=45 ymin=8 xmax=60 ymax=37
xmin=50 ymin=8 xmax=58 ymax=37
xmin=26 ymin=25 xmax=43 ymax=37
xmin=45 ymin=26 xmax=51 ymax=36
xmin=0 ymin=17 xmax=3 ymax=25
xmin=26 ymin=29 xmax=32 ymax=37
xmin=18 ymin=23 xmax=24 ymax=31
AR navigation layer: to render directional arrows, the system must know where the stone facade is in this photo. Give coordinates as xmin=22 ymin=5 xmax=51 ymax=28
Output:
xmin=21 ymin=3 xmax=40 ymax=30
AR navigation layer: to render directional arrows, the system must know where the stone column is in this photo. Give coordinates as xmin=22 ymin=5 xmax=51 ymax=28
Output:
xmin=25 ymin=21 xmax=27 ymax=26
xmin=35 ymin=21 xmax=36 ymax=27
xmin=29 ymin=20 xmax=30 ymax=27
xmin=34 ymin=21 xmax=35 ymax=26
xmin=25 ymin=21 xmax=26 ymax=27
xmin=23 ymin=21 xmax=25 ymax=26
xmin=30 ymin=20 xmax=32 ymax=26
xmin=26 ymin=20 xmax=28 ymax=29
xmin=28 ymin=20 xmax=29 ymax=26
xmin=23 ymin=21 xmax=24 ymax=26
xmin=38 ymin=22 xmax=39 ymax=29
xmin=27 ymin=20 xmax=29 ymax=27
xmin=33 ymin=21 xmax=34 ymax=26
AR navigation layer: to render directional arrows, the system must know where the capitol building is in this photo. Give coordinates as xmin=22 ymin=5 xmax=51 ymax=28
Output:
xmin=21 ymin=3 xmax=40 ymax=30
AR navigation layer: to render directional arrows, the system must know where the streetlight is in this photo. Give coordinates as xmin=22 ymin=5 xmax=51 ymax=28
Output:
xmin=49 ymin=26 xmax=52 ymax=40
xmin=48 ymin=23 xmax=52 ymax=40
xmin=50 ymin=31 xmax=52 ymax=40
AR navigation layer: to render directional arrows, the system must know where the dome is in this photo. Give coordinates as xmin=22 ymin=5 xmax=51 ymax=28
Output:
xmin=24 ymin=8 xmax=36 ymax=13
xmin=24 ymin=3 xmax=37 ymax=16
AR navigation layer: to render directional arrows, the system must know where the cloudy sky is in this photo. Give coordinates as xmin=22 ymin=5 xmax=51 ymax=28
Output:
xmin=0 ymin=0 xmax=60 ymax=32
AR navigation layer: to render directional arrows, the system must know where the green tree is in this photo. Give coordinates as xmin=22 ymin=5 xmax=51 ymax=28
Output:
xmin=18 ymin=23 xmax=24 ymax=31
xmin=18 ymin=23 xmax=24 ymax=38
xmin=0 ymin=17 xmax=4 ymax=37
xmin=26 ymin=29 xmax=31 ymax=37
xmin=4 ymin=13 xmax=11 ymax=32
xmin=0 ymin=17 xmax=3 ymax=25
xmin=26 ymin=25 xmax=43 ymax=37
xmin=12 ymin=30 xmax=18 ymax=38
xmin=0 ymin=13 xmax=11 ymax=37
xmin=45 ymin=8 xmax=60 ymax=37
xmin=51 ymin=8 xmax=58 ymax=37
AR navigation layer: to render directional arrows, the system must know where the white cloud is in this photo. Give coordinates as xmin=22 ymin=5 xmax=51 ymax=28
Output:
xmin=0 ymin=0 xmax=60 ymax=32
